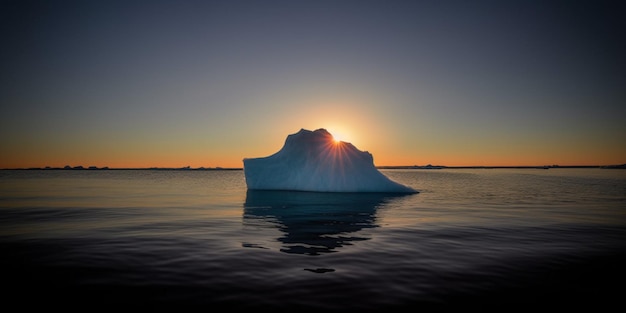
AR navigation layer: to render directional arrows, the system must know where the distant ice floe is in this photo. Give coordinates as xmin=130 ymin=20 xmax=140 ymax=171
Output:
xmin=243 ymin=128 xmax=417 ymax=193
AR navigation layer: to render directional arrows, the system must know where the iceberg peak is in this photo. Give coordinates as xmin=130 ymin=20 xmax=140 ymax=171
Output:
xmin=243 ymin=128 xmax=417 ymax=193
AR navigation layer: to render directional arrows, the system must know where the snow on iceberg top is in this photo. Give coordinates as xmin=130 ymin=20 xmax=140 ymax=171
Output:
xmin=243 ymin=128 xmax=418 ymax=193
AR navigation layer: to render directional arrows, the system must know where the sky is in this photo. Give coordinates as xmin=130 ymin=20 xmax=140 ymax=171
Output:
xmin=1 ymin=0 xmax=625 ymax=168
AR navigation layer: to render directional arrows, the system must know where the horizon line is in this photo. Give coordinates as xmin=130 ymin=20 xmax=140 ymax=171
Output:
xmin=2 ymin=164 xmax=625 ymax=170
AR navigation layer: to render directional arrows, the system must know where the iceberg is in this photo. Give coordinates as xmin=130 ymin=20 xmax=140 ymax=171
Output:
xmin=243 ymin=128 xmax=418 ymax=193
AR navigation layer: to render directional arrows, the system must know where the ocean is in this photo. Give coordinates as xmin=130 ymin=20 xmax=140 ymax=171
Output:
xmin=1 ymin=168 xmax=625 ymax=312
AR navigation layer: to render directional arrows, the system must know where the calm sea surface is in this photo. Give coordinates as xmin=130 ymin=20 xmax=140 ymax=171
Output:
xmin=1 ymin=168 xmax=625 ymax=311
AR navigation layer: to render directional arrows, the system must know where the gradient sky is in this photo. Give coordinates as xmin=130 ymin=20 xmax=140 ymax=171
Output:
xmin=2 ymin=0 xmax=625 ymax=168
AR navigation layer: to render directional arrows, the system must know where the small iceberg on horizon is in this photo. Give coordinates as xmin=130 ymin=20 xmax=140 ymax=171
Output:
xmin=243 ymin=128 xmax=418 ymax=193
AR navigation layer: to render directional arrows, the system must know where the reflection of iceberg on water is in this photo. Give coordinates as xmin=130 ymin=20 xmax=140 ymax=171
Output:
xmin=243 ymin=128 xmax=417 ymax=193
xmin=243 ymin=190 xmax=409 ymax=255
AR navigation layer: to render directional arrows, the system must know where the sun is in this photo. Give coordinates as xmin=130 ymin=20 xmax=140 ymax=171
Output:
xmin=329 ymin=129 xmax=349 ymax=144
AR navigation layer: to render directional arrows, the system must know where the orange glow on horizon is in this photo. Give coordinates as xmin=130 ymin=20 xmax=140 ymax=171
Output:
xmin=2 ymin=152 xmax=624 ymax=170
xmin=2 ymin=119 xmax=624 ymax=169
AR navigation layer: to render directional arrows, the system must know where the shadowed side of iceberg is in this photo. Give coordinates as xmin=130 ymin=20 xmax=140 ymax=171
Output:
xmin=243 ymin=128 xmax=418 ymax=193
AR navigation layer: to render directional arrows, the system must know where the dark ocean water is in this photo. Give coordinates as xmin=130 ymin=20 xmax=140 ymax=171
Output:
xmin=1 ymin=168 xmax=625 ymax=312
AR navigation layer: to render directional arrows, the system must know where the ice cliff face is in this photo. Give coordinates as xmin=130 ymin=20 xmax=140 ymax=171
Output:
xmin=243 ymin=128 xmax=417 ymax=193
